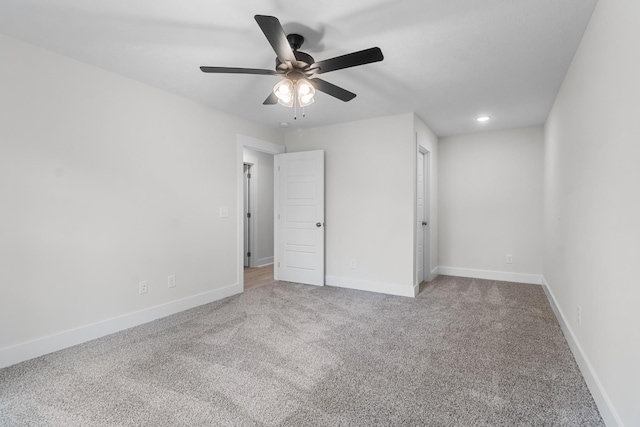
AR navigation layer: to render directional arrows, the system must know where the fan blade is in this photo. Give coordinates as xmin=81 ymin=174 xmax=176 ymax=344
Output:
xmin=311 ymin=78 xmax=356 ymax=102
xmin=309 ymin=47 xmax=383 ymax=74
xmin=200 ymin=66 xmax=277 ymax=75
xmin=263 ymin=92 xmax=278 ymax=105
xmin=254 ymin=15 xmax=297 ymax=67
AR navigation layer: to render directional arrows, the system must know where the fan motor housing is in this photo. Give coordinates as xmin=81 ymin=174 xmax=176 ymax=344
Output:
xmin=275 ymin=34 xmax=315 ymax=73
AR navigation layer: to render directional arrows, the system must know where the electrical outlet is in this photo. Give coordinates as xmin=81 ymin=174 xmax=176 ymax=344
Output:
xmin=139 ymin=281 xmax=148 ymax=295
xmin=168 ymin=275 xmax=176 ymax=288
xmin=350 ymin=259 xmax=356 ymax=269
xmin=506 ymin=254 xmax=513 ymax=264
xmin=577 ymin=305 xmax=582 ymax=325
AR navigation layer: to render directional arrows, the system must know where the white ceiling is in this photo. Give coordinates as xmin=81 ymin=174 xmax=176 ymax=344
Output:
xmin=0 ymin=0 xmax=598 ymax=136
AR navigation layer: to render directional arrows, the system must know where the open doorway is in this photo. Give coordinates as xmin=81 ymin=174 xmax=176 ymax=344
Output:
xmin=236 ymin=135 xmax=285 ymax=291
xmin=243 ymin=148 xmax=276 ymax=290
xmin=416 ymin=144 xmax=432 ymax=294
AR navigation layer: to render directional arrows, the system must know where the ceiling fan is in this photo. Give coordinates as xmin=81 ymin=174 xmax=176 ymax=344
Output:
xmin=200 ymin=15 xmax=384 ymax=110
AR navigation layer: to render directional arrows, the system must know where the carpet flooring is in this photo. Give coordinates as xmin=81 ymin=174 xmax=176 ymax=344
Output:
xmin=0 ymin=276 xmax=603 ymax=426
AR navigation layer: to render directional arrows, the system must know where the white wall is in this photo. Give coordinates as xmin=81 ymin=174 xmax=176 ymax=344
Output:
xmin=543 ymin=0 xmax=640 ymax=424
xmin=438 ymin=126 xmax=544 ymax=283
xmin=0 ymin=34 xmax=282 ymax=366
xmin=414 ymin=115 xmax=439 ymax=281
xmin=243 ymin=148 xmax=274 ymax=266
xmin=284 ymin=113 xmax=421 ymax=297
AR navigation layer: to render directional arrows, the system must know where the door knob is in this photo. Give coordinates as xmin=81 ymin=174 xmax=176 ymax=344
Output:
xmin=316 ymin=222 xmax=322 ymax=227
xmin=422 ymin=221 xmax=428 ymax=226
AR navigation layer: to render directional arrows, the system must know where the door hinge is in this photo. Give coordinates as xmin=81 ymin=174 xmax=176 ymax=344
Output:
xmin=247 ymin=252 xmax=251 ymax=257
xmin=247 ymin=173 xmax=251 ymax=179
xmin=247 ymin=212 xmax=251 ymax=218
xmin=278 ymin=166 xmax=280 ymax=172
xmin=278 ymin=262 xmax=280 ymax=268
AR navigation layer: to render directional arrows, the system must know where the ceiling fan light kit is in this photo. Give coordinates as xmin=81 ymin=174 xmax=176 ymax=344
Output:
xmin=200 ymin=14 xmax=384 ymax=119
xmin=272 ymin=76 xmax=316 ymax=108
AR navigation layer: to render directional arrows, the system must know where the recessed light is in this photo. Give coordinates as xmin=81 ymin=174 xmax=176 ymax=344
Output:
xmin=476 ymin=116 xmax=491 ymax=122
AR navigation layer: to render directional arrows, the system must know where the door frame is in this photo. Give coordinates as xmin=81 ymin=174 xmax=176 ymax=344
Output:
xmin=415 ymin=138 xmax=433 ymax=288
xmin=236 ymin=135 xmax=285 ymax=290
xmin=243 ymin=153 xmax=259 ymax=268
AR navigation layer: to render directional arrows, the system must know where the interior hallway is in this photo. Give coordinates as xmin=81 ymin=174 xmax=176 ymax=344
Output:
xmin=244 ymin=264 xmax=274 ymax=290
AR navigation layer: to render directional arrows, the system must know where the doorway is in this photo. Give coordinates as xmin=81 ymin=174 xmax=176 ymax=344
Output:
xmin=237 ymin=135 xmax=285 ymax=291
xmin=236 ymin=136 xmax=326 ymax=291
xmin=416 ymin=146 xmax=431 ymax=291
xmin=243 ymin=148 xmax=275 ymax=288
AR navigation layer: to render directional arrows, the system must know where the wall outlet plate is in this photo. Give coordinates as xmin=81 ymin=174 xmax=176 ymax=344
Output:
xmin=139 ymin=281 xmax=148 ymax=294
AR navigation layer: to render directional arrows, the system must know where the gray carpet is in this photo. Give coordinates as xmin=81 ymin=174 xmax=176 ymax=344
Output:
xmin=0 ymin=276 xmax=603 ymax=426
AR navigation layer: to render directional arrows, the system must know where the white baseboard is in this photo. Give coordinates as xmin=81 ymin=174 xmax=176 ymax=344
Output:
xmin=541 ymin=277 xmax=622 ymax=427
xmin=435 ymin=266 xmax=542 ymax=285
xmin=0 ymin=283 xmax=242 ymax=369
xmin=326 ymin=276 xmax=417 ymax=298
xmin=428 ymin=267 xmax=439 ymax=282
xmin=257 ymin=257 xmax=274 ymax=267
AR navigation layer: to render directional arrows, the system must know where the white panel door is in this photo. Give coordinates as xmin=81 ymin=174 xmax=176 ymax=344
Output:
xmin=274 ymin=150 xmax=325 ymax=286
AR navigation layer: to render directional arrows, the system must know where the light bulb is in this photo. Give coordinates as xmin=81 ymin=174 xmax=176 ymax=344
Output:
xmin=300 ymin=93 xmax=314 ymax=105
xmin=298 ymin=82 xmax=311 ymax=95
xmin=278 ymin=85 xmax=291 ymax=96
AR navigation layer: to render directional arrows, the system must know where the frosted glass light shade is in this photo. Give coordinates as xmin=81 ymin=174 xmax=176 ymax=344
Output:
xmin=273 ymin=79 xmax=294 ymax=107
xmin=297 ymin=79 xmax=315 ymax=107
